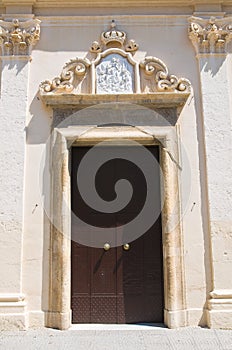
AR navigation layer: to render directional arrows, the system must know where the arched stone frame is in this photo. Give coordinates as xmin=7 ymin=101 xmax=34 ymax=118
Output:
xmin=44 ymin=121 xmax=187 ymax=330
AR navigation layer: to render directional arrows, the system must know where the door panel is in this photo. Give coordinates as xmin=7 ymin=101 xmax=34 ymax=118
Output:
xmin=71 ymin=146 xmax=164 ymax=324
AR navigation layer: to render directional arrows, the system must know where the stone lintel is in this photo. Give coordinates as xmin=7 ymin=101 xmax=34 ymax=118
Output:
xmin=40 ymin=92 xmax=190 ymax=109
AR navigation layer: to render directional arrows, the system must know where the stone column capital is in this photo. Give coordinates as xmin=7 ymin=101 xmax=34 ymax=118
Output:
xmin=188 ymin=16 xmax=232 ymax=54
xmin=0 ymin=17 xmax=40 ymax=56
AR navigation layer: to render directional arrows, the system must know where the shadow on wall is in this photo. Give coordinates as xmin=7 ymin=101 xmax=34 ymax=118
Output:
xmin=2 ymin=59 xmax=28 ymax=75
xmin=26 ymin=92 xmax=53 ymax=315
xmin=192 ymin=74 xmax=213 ymax=323
xmin=200 ymin=55 xmax=226 ymax=77
xmin=26 ymin=92 xmax=52 ymax=145
xmin=0 ymin=60 xmax=29 ymax=99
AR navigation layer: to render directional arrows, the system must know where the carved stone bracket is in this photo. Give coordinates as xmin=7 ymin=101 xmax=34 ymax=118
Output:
xmin=0 ymin=18 xmax=41 ymax=56
xmin=140 ymin=56 xmax=191 ymax=92
xmin=188 ymin=16 xmax=232 ymax=54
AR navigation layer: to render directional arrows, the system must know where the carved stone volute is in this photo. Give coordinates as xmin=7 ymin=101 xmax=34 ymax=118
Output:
xmin=40 ymin=57 xmax=91 ymax=94
xmin=0 ymin=18 xmax=41 ymax=56
xmin=140 ymin=56 xmax=191 ymax=92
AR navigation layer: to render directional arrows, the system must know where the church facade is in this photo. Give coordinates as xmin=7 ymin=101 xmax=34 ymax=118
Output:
xmin=0 ymin=0 xmax=231 ymax=330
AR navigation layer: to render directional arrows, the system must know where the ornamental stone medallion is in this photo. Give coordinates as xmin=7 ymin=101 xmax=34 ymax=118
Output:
xmin=96 ymin=54 xmax=134 ymax=94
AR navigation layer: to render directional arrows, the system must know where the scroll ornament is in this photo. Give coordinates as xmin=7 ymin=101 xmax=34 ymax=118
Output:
xmin=0 ymin=18 xmax=41 ymax=56
xmin=140 ymin=56 xmax=191 ymax=92
xmin=40 ymin=58 xmax=91 ymax=93
xmin=188 ymin=16 xmax=232 ymax=54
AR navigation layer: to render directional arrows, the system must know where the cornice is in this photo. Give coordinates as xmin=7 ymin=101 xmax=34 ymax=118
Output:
xmin=31 ymin=0 xmax=232 ymax=7
xmin=37 ymin=15 xmax=189 ymax=28
xmin=0 ymin=0 xmax=35 ymax=4
xmin=1 ymin=0 xmax=232 ymax=8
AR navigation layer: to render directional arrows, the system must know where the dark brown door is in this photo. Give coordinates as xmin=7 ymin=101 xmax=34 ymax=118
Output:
xmin=71 ymin=146 xmax=164 ymax=323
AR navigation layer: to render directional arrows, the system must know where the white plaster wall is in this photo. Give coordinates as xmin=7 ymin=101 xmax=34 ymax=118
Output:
xmin=0 ymin=59 xmax=29 ymax=294
xmin=198 ymin=55 xmax=232 ymax=291
xmin=22 ymin=60 xmax=52 ymax=325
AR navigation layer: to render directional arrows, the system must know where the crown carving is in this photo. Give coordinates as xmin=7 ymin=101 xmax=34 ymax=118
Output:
xmin=101 ymin=20 xmax=126 ymax=47
xmin=0 ymin=18 xmax=41 ymax=56
xmin=188 ymin=16 xmax=232 ymax=54
xmin=90 ymin=20 xmax=138 ymax=53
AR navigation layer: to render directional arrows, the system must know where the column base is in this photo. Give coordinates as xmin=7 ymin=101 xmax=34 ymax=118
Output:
xmin=28 ymin=310 xmax=45 ymax=328
xmin=207 ymin=290 xmax=232 ymax=329
xmin=164 ymin=309 xmax=187 ymax=328
xmin=0 ymin=294 xmax=27 ymax=330
xmin=45 ymin=310 xmax=71 ymax=330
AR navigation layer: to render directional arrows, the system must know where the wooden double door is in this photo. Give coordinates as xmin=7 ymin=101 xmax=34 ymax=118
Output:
xmin=71 ymin=146 xmax=164 ymax=324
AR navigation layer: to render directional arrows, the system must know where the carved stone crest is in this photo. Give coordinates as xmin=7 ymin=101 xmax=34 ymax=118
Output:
xmin=96 ymin=55 xmax=133 ymax=94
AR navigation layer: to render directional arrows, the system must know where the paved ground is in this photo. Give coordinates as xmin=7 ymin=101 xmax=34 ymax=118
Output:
xmin=0 ymin=325 xmax=232 ymax=350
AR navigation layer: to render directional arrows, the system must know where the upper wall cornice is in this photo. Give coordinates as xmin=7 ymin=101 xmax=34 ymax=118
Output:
xmin=1 ymin=0 xmax=232 ymax=8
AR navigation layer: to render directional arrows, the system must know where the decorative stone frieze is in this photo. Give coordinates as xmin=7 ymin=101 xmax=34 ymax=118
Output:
xmin=40 ymin=22 xmax=191 ymax=99
xmin=188 ymin=16 xmax=232 ymax=54
xmin=0 ymin=18 xmax=41 ymax=56
xmin=140 ymin=56 xmax=191 ymax=92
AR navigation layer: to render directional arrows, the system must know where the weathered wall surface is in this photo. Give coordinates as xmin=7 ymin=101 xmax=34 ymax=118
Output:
xmin=0 ymin=1 xmax=231 ymax=329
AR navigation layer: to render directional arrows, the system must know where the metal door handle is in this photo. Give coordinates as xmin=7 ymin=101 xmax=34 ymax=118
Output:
xmin=123 ymin=243 xmax=130 ymax=251
xmin=103 ymin=243 xmax=111 ymax=251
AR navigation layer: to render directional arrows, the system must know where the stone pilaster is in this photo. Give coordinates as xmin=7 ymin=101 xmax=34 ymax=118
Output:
xmin=189 ymin=16 xmax=232 ymax=329
xmin=0 ymin=16 xmax=40 ymax=330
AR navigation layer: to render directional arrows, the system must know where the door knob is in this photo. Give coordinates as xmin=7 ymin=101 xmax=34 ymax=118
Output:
xmin=103 ymin=243 xmax=111 ymax=251
xmin=123 ymin=243 xmax=130 ymax=251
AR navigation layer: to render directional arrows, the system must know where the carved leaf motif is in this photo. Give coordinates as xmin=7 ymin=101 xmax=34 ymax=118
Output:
xmin=0 ymin=18 xmax=40 ymax=55
xmin=125 ymin=39 xmax=139 ymax=52
xmin=188 ymin=16 xmax=232 ymax=53
xmin=90 ymin=41 xmax=102 ymax=53
xmin=40 ymin=58 xmax=91 ymax=94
